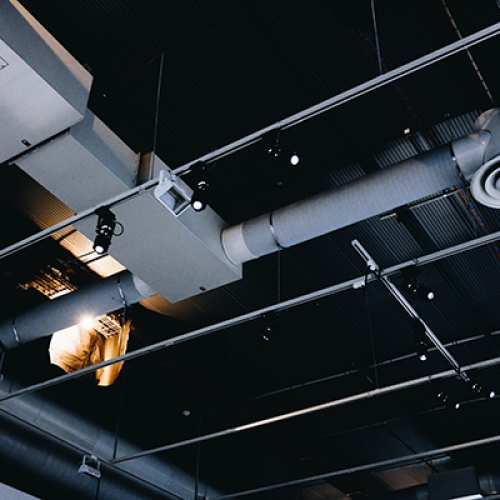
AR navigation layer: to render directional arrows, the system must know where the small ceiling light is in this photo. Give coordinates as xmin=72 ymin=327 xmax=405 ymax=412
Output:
xmin=290 ymin=152 xmax=300 ymax=166
xmin=264 ymin=130 xmax=299 ymax=167
xmin=413 ymin=319 xmax=428 ymax=362
xmin=468 ymin=376 xmax=496 ymax=399
xmin=268 ymin=141 xmax=282 ymax=159
xmin=437 ymin=390 xmax=460 ymax=410
xmin=93 ymin=207 xmax=122 ymax=255
xmin=191 ymin=180 xmax=209 ymax=212
xmin=401 ymin=267 xmax=435 ymax=301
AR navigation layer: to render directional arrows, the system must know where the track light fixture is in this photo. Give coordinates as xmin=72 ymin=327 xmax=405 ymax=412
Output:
xmin=261 ymin=312 xmax=281 ymax=341
xmin=93 ymin=207 xmax=122 ymax=255
xmin=436 ymin=390 xmax=461 ymax=410
xmin=401 ymin=266 xmax=435 ymax=301
xmin=468 ymin=376 xmax=496 ymax=399
xmin=265 ymin=130 xmax=300 ymax=167
xmin=190 ymin=162 xmax=212 ymax=212
xmin=412 ymin=319 xmax=428 ymax=362
xmin=191 ymin=179 xmax=209 ymax=212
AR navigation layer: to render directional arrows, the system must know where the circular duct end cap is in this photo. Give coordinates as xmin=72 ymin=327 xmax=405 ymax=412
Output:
xmin=470 ymin=155 xmax=500 ymax=208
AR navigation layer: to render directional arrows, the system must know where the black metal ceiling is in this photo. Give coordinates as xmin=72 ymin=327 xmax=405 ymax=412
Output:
xmin=2 ymin=0 xmax=500 ymax=499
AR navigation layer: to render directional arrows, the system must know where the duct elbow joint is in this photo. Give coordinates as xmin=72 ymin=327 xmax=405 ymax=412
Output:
xmin=452 ymin=108 xmax=500 ymax=182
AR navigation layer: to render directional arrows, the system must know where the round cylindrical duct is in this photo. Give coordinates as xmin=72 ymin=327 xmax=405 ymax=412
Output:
xmin=222 ymin=108 xmax=500 ymax=265
xmin=0 ymin=379 xmax=215 ymax=500
xmin=0 ymin=271 xmax=156 ymax=350
xmin=0 ymin=407 xmax=180 ymax=500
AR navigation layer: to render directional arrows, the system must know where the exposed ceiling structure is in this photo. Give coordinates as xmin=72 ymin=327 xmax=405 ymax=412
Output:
xmin=2 ymin=1 xmax=500 ymax=499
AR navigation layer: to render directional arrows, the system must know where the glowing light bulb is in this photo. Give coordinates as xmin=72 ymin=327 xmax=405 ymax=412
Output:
xmin=80 ymin=316 xmax=94 ymax=330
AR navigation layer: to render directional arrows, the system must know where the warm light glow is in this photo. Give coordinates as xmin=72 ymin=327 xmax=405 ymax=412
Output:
xmin=49 ymin=316 xmax=130 ymax=386
xmin=80 ymin=315 xmax=95 ymax=330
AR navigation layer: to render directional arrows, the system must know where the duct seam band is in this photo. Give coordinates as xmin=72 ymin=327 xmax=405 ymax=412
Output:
xmin=11 ymin=319 xmax=20 ymax=345
xmin=450 ymin=143 xmax=468 ymax=187
xmin=221 ymin=223 xmax=258 ymax=265
xmin=269 ymin=212 xmax=284 ymax=249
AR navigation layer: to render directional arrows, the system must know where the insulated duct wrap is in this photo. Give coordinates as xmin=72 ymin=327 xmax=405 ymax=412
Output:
xmin=223 ymin=146 xmax=459 ymax=264
xmin=223 ymin=108 xmax=500 ymax=265
xmin=0 ymin=271 xmax=155 ymax=350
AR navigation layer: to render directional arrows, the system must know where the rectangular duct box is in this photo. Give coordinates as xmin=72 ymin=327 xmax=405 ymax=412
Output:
xmin=74 ymin=155 xmax=242 ymax=302
xmin=428 ymin=467 xmax=481 ymax=500
xmin=0 ymin=0 xmax=92 ymax=164
xmin=16 ymin=110 xmax=139 ymax=212
xmin=16 ymin=121 xmax=241 ymax=302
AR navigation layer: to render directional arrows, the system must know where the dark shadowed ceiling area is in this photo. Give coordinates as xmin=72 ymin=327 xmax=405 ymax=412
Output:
xmin=2 ymin=1 xmax=500 ymax=499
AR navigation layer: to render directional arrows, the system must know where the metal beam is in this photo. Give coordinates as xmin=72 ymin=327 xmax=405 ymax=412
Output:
xmin=351 ymin=239 xmax=465 ymax=378
xmin=111 ymin=356 xmax=500 ymax=464
xmin=214 ymin=432 xmax=500 ymax=500
xmin=0 ymin=228 xmax=499 ymax=406
xmin=3 ymin=20 xmax=500 ymax=260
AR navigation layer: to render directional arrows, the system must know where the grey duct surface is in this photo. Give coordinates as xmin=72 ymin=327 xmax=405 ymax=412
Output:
xmin=0 ymin=271 xmax=155 ymax=350
xmin=0 ymin=389 xmax=204 ymax=500
xmin=222 ymin=108 xmax=500 ymax=265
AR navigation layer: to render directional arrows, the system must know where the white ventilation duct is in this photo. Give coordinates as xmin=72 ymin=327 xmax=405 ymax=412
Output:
xmin=15 ymin=110 xmax=242 ymax=303
xmin=222 ymin=108 xmax=500 ymax=265
xmin=0 ymin=271 xmax=155 ymax=350
xmin=0 ymin=0 xmax=91 ymax=164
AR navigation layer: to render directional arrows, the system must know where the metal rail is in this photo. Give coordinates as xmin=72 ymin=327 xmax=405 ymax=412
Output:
xmin=352 ymin=239 xmax=465 ymax=379
xmin=0 ymin=228 xmax=499 ymax=406
xmin=111 ymin=356 xmax=500 ymax=464
xmin=3 ymin=20 xmax=500 ymax=260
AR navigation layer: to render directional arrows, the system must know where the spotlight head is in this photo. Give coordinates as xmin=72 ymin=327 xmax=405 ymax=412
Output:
xmin=471 ymin=382 xmax=483 ymax=394
xmin=417 ymin=349 xmax=427 ymax=362
xmin=413 ymin=284 xmax=435 ymax=301
xmin=263 ymin=131 xmax=299 ymax=167
xmin=413 ymin=319 xmax=428 ymax=362
xmin=268 ymin=143 xmax=281 ymax=158
xmin=436 ymin=391 xmax=448 ymax=403
xmin=401 ymin=267 xmax=434 ymax=301
xmin=489 ymin=390 xmax=496 ymax=399
xmin=289 ymin=152 xmax=300 ymax=166
xmin=191 ymin=180 xmax=208 ymax=212
xmin=93 ymin=207 xmax=116 ymax=255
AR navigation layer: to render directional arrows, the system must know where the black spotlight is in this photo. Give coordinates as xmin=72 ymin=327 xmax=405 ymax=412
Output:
xmin=469 ymin=376 xmax=496 ymax=399
xmin=191 ymin=180 xmax=209 ymax=212
xmin=436 ymin=390 xmax=460 ymax=410
xmin=401 ymin=267 xmax=435 ymax=301
xmin=93 ymin=207 xmax=119 ymax=255
xmin=413 ymin=319 xmax=428 ymax=362
xmin=264 ymin=131 xmax=299 ymax=166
